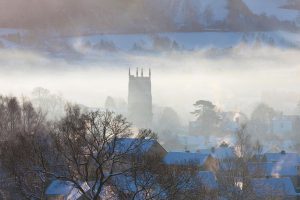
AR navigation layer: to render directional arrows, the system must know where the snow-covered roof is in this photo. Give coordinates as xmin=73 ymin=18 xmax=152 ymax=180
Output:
xmin=109 ymin=173 xmax=165 ymax=199
xmin=45 ymin=180 xmax=90 ymax=200
xmin=272 ymin=115 xmax=300 ymax=121
xmin=198 ymin=171 xmax=218 ymax=189
xmin=164 ymin=152 xmax=210 ymax=166
xmin=110 ymin=174 xmax=138 ymax=193
xmin=265 ymin=152 xmax=299 ymax=166
xmin=251 ymin=177 xmax=298 ymax=197
xmin=199 ymin=147 xmax=235 ymax=160
xmin=248 ymin=162 xmax=298 ymax=177
xmin=177 ymin=170 xmax=218 ymax=191
xmin=112 ymin=138 xmax=157 ymax=154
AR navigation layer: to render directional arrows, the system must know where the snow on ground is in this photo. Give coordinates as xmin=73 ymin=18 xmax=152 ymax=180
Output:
xmin=198 ymin=0 xmax=228 ymax=21
xmin=68 ymin=34 xmax=153 ymax=51
xmin=0 ymin=28 xmax=25 ymax=36
xmin=67 ymin=31 xmax=300 ymax=52
xmin=0 ymin=28 xmax=299 ymax=51
xmin=242 ymin=0 xmax=300 ymax=21
xmin=0 ymin=28 xmax=27 ymax=49
xmin=0 ymin=39 xmax=17 ymax=48
xmin=168 ymin=0 xmax=228 ymax=27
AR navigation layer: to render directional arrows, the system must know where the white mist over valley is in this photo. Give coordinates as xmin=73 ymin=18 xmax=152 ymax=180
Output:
xmin=1 ymin=0 xmax=300 ymax=199
xmin=1 ymin=46 xmax=300 ymax=123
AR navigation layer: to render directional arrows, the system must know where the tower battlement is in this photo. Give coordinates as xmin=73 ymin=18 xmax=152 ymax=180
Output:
xmin=128 ymin=68 xmax=153 ymax=128
xmin=129 ymin=68 xmax=151 ymax=78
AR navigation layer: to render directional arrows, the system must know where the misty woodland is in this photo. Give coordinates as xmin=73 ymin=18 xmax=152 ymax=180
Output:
xmin=1 ymin=0 xmax=300 ymax=200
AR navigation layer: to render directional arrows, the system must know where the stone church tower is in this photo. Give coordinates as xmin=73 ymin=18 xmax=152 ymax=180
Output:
xmin=128 ymin=68 xmax=153 ymax=128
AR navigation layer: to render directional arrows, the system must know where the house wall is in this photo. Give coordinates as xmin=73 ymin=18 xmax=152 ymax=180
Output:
xmin=290 ymin=176 xmax=300 ymax=193
xmin=147 ymin=141 xmax=167 ymax=157
xmin=204 ymin=156 xmax=218 ymax=172
xmin=271 ymin=118 xmax=293 ymax=134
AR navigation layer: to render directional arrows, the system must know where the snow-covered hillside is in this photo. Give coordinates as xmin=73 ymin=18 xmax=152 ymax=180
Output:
xmin=0 ymin=0 xmax=299 ymax=54
xmin=0 ymin=28 xmax=26 ymax=48
xmin=66 ymin=31 xmax=300 ymax=52
xmin=0 ymin=29 xmax=299 ymax=55
xmin=163 ymin=0 xmax=229 ymax=29
xmin=0 ymin=0 xmax=299 ymax=34
xmin=243 ymin=0 xmax=300 ymax=23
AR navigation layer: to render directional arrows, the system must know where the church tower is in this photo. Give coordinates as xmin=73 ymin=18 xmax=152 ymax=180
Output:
xmin=128 ymin=68 xmax=152 ymax=128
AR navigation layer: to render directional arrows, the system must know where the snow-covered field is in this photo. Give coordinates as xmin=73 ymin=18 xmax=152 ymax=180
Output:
xmin=0 ymin=28 xmax=26 ymax=36
xmin=67 ymin=31 xmax=300 ymax=51
xmin=0 ymin=28 xmax=299 ymax=53
xmin=166 ymin=0 xmax=228 ymax=28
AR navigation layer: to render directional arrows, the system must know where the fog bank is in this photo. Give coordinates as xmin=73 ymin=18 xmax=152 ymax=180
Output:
xmin=1 ymin=47 xmax=300 ymax=123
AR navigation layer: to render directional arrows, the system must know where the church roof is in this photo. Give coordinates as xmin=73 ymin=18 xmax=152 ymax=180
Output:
xmin=198 ymin=171 xmax=218 ymax=189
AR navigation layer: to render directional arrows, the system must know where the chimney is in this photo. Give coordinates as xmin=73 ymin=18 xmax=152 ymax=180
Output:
xmin=211 ymin=147 xmax=216 ymax=153
xmin=280 ymin=150 xmax=286 ymax=155
xmin=136 ymin=68 xmax=138 ymax=77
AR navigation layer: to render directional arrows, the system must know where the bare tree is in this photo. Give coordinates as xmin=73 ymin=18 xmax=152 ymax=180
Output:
xmin=216 ymin=124 xmax=265 ymax=200
xmin=0 ymin=96 xmax=52 ymax=199
xmin=41 ymin=105 xmax=161 ymax=200
xmin=1 ymin=100 xmax=214 ymax=200
xmin=47 ymin=105 xmax=213 ymax=200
